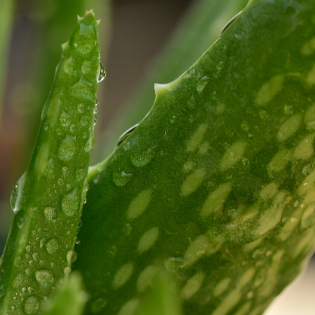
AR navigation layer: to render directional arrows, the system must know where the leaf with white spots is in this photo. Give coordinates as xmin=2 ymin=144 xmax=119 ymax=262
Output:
xmin=75 ymin=0 xmax=315 ymax=314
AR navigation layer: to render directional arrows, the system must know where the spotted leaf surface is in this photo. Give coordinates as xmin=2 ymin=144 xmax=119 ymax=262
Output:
xmin=76 ymin=1 xmax=315 ymax=315
xmin=0 ymin=11 xmax=100 ymax=315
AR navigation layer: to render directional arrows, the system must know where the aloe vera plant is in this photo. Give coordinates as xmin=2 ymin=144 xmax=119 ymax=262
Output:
xmin=0 ymin=10 xmax=101 ymax=314
xmin=1 ymin=0 xmax=315 ymax=314
xmin=75 ymin=0 xmax=315 ymax=314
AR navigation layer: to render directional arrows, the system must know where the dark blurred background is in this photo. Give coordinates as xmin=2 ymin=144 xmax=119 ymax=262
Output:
xmin=0 ymin=0 xmax=193 ymax=252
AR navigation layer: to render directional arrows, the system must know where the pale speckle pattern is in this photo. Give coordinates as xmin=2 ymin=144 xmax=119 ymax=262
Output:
xmin=220 ymin=141 xmax=247 ymax=172
xmin=304 ymin=104 xmax=315 ymax=130
xmin=259 ymin=251 xmax=284 ymax=297
xmin=255 ymin=74 xmax=284 ymax=106
xmin=35 ymin=142 xmax=50 ymax=177
xmin=186 ymin=124 xmax=207 ymax=152
xmin=243 ymin=237 xmax=264 ymax=252
xmin=293 ymin=134 xmax=315 ymax=160
xmin=201 ymin=182 xmax=232 ymax=217
xmin=137 ymin=227 xmax=159 ymax=253
xmin=181 ymin=168 xmax=206 ymax=197
xmin=216 ymin=103 xmax=225 ymax=114
xmin=301 ymin=37 xmax=315 ymax=55
xmin=183 ymin=160 xmax=195 ymax=173
xmin=267 ymin=149 xmax=291 ymax=177
xmin=127 ymin=189 xmax=152 ymax=220
xmin=239 ymin=268 xmax=255 ymax=288
xmin=117 ymin=299 xmax=139 ymax=315
xmin=184 ymin=234 xmax=221 ymax=267
xmin=235 ymin=302 xmax=251 ymax=315
xmin=198 ymin=141 xmax=209 ymax=155
xmin=278 ymin=208 xmax=303 ymax=240
xmin=137 ymin=265 xmax=159 ymax=292
xmin=181 ymin=272 xmax=205 ymax=299
xmin=260 ymin=182 xmax=278 ymax=201
xmin=301 ymin=202 xmax=315 ymax=230
xmin=213 ymin=277 xmax=231 ymax=297
xmin=112 ymin=263 xmax=134 ymax=289
xmin=306 ymin=64 xmax=315 ymax=86
xmin=277 ymin=114 xmax=302 ymax=141
xmin=254 ymin=192 xmax=287 ymax=237
xmin=212 ymin=289 xmax=241 ymax=315
xmin=293 ymin=227 xmax=315 ymax=258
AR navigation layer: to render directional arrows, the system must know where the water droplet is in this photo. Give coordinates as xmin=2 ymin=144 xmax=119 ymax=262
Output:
xmin=62 ymin=166 xmax=70 ymax=176
xmin=10 ymin=183 xmax=19 ymax=211
xmin=81 ymin=61 xmax=92 ymax=74
xmin=26 ymin=245 xmax=32 ymax=252
xmin=28 ymin=286 xmax=34 ymax=293
xmin=60 ymin=111 xmax=71 ymax=127
xmin=196 ymin=76 xmax=209 ymax=93
xmin=46 ymin=238 xmax=59 ymax=254
xmin=91 ymin=298 xmax=107 ymax=314
xmin=23 ymin=295 xmax=39 ymax=314
xmin=40 ymin=237 xmax=47 ymax=249
xmin=32 ymin=252 xmax=39 ymax=261
xmin=112 ymin=169 xmax=132 ymax=187
xmin=17 ymin=216 xmax=24 ymax=229
xmin=14 ymin=256 xmax=22 ymax=267
xmin=130 ymin=148 xmax=154 ymax=167
xmin=64 ymin=266 xmax=71 ymax=274
xmin=164 ymin=257 xmax=184 ymax=273
xmin=25 ymin=268 xmax=32 ymax=276
xmin=58 ymin=136 xmax=76 ymax=161
xmin=98 ymin=61 xmax=106 ymax=82
xmin=61 ymin=188 xmax=79 ymax=216
xmin=84 ymin=135 xmax=94 ymax=152
xmin=67 ymin=249 xmax=77 ymax=264
xmin=35 ymin=270 xmax=54 ymax=286
xmin=302 ymin=163 xmax=313 ymax=176
xmin=13 ymin=273 xmax=24 ymax=288
xmin=57 ymin=178 xmax=64 ymax=185
xmin=77 ymin=103 xmax=85 ymax=113
xmin=76 ymin=169 xmax=86 ymax=181
xmin=44 ymin=207 xmax=57 ymax=220
xmin=43 ymin=158 xmax=54 ymax=177
xmin=70 ymin=124 xmax=76 ymax=133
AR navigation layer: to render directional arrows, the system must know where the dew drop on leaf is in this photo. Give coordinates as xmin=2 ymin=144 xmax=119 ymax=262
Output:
xmin=46 ymin=238 xmax=59 ymax=254
xmin=61 ymin=188 xmax=80 ymax=216
xmin=23 ymin=295 xmax=39 ymax=314
xmin=35 ymin=270 xmax=54 ymax=286
xmin=44 ymin=207 xmax=57 ymax=220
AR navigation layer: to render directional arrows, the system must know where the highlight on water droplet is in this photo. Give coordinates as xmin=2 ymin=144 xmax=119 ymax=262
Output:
xmin=35 ymin=270 xmax=54 ymax=286
xmin=112 ymin=169 xmax=132 ymax=187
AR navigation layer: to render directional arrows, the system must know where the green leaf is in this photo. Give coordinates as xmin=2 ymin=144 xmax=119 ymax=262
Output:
xmin=97 ymin=0 xmax=248 ymax=159
xmin=0 ymin=11 xmax=101 ymax=314
xmin=75 ymin=0 xmax=315 ymax=314
xmin=42 ymin=272 xmax=88 ymax=315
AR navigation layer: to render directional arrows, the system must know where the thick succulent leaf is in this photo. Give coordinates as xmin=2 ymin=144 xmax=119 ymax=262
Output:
xmin=0 ymin=0 xmax=13 ymax=124
xmin=42 ymin=272 xmax=88 ymax=315
xmin=98 ymin=0 xmax=249 ymax=159
xmin=76 ymin=0 xmax=315 ymax=314
xmin=0 ymin=11 xmax=100 ymax=314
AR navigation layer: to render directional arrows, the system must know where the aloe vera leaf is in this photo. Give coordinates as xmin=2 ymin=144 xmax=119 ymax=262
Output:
xmin=42 ymin=272 xmax=88 ymax=315
xmin=0 ymin=0 xmax=13 ymax=126
xmin=0 ymin=11 xmax=100 ymax=314
xmin=135 ymin=269 xmax=182 ymax=315
xmin=75 ymin=0 xmax=315 ymax=314
xmin=97 ymin=0 xmax=248 ymax=159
